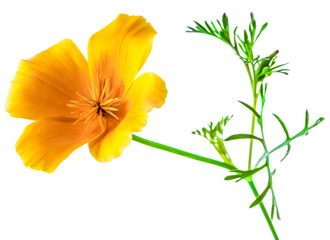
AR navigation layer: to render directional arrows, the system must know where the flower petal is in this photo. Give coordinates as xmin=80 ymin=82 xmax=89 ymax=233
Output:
xmin=16 ymin=118 xmax=102 ymax=173
xmin=88 ymin=72 xmax=167 ymax=162
xmin=6 ymin=39 xmax=90 ymax=120
xmin=88 ymin=14 xmax=157 ymax=94
xmin=88 ymin=119 xmax=133 ymax=162
xmin=127 ymin=73 xmax=167 ymax=110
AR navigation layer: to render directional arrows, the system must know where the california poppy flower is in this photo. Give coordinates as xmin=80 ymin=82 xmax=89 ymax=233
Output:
xmin=6 ymin=14 xmax=167 ymax=173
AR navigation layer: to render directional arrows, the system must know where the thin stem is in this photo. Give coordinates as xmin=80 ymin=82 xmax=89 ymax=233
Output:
xmin=245 ymin=61 xmax=257 ymax=170
xmin=248 ymin=96 xmax=257 ymax=170
xmin=245 ymin=63 xmax=254 ymax=88
xmin=132 ymin=135 xmax=236 ymax=170
xmin=247 ymin=180 xmax=279 ymax=240
xmin=133 ymin=134 xmax=278 ymax=238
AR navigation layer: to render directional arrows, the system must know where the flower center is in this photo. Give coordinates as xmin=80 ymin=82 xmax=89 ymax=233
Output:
xmin=67 ymin=91 xmax=121 ymax=126
xmin=67 ymin=75 xmax=126 ymax=128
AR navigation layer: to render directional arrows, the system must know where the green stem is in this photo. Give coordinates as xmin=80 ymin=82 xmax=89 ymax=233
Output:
xmin=133 ymin=134 xmax=278 ymax=239
xmin=245 ymin=62 xmax=258 ymax=170
xmin=248 ymin=96 xmax=257 ymax=170
xmin=247 ymin=180 xmax=279 ymax=240
xmin=245 ymin=63 xmax=254 ymax=88
xmin=132 ymin=134 xmax=236 ymax=170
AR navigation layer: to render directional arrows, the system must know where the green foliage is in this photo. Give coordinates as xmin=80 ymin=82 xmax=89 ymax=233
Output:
xmin=225 ymin=133 xmax=263 ymax=143
xmin=224 ymin=164 xmax=266 ymax=182
xmin=255 ymin=51 xmax=289 ymax=82
xmin=271 ymin=193 xmax=281 ymax=220
xmin=187 ymin=12 xmax=289 ymax=82
xmin=273 ymin=114 xmax=291 ymax=162
xmin=188 ymin=12 xmax=324 ymax=224
xmin=192 ymin=116 xmax=234 ymax=165
xmin=256 ymin=111 xmax=325 ymax=167
xmin=187 ymin=13 xmax=236 ymax=51
xmin=250 ymin=184 xmax=270 ymax=208
xmin=192 ymin=115 xmax=232 ymax=140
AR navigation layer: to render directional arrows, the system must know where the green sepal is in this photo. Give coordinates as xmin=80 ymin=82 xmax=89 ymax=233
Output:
xmin=255 ymin=50 xmax=284 ymax=82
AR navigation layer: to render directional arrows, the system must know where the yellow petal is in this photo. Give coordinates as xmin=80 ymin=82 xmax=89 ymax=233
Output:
xmin=16 ymin=118 xmax=102 ymax=173
xmin=6 ymin=39 xmax=90 ymax=120
xmin=88 ymin=14 xmax=157 ymax=95
xmin=88 ymin=72 xmax=167 ymax=162
xmin=88 ymin=119 xmax=133 ymax=162
xmin=128 ymin=73 xmax=167 ymax=109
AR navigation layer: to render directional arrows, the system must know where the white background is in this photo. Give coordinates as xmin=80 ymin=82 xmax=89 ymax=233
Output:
xmin=0 ymin=0 xmax=329 ymax=239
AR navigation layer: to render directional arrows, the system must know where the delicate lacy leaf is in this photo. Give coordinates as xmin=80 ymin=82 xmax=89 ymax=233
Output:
xmin=238 ymin=100 xmax=261 ymax=119
xmin=250 ymin=185 xmax=270 ymax=208
xmin=225 ymin=133 xmax=263 ymax=143
xmin=193 ymin=116 xmax=234 ymax=165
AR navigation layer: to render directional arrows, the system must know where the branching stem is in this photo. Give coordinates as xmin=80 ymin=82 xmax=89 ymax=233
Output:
xmin=132 ymin=134 xmax=279 ymax=239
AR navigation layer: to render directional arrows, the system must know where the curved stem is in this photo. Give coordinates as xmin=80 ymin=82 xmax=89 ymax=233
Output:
xmin=132 ymin=134 xmax=236 ymax=170
xmin=247 ymin=180 xmax=279 ymax=240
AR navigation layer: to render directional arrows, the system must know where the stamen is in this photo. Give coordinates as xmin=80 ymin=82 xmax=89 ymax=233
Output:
xmin=102 ymin=107 xmax=119 ymax=111
xmin=69 ymin=74 xmax=123 ymax=129
xmin=84 ymin=108 xmax=98 ymax=124
xmin=84 ymin=113 xmax=98 ymax=131
xmin=80 ymin=107 xmax=96 ymax=117
xmin=75 ymin=91 xmax=90 ymax=102
xmin=67 ymin=103 xmax=78 ymax=108
xmin=101 ymin=98 xmax=115 ymax=106
xmin=99 ymin=78 xmax=109 ymax=102
xmin=107 ymin=111 xmax=120 ymax=120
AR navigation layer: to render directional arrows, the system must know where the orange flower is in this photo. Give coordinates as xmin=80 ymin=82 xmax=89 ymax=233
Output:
xmin=6 ymin=14 xmax=167 ymax=173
